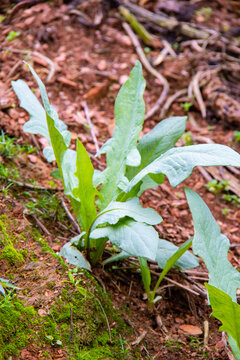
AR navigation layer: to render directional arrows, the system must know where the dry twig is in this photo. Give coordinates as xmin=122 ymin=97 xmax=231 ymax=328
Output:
xmin=31 ymin=214 xmax=51 ymax=236
xmin=0 ymin=177 xmax=63 ymax=191
xmin=1 ymin=47 xmax=55 ymax=82
xmin=82 ymin=101 xmax=99 ymax=153
xmin=96 ymin=298 xmax=112 ymax=343
xmin=60 ymin=198 xmax=81 ymax=234
xmin=191 ymin=71 xmax=206 ymax=118
xmin=122 ymin=22 xmax=169 ymax=120
xmin=131 ymin=330 xmax=147 ymax=346
xmin=160 ymin=88 xmax=187 ymax=118
xmin=222 ymin=332 xmax=235 ymax=360
xmin=150 ymin=269 xmax=200 ymax=296
xmin=203 ymin=320 xmax=209 ymax=347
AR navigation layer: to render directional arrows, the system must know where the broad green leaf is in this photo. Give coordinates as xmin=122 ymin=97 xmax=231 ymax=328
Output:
xmin=127 ymin=116 xmax=187 ymax=180
xmin=60 ymin=242 xmax=91 ymax=270
xmin=72 ymin=139 xmax=98 ymax=232
xmin=126 ymin=144 xmax=240 ymax=192
xmin=139 ymin=257 xmax=151 ymax=298
xmin=46 ymin=114 xmax=70 ymax=176
xmin=137 ymin=173 xmax=165 ymax=196
xmin=25 ymin=64 xmax=71 ymax=175
xmin=126 ymin=148 xmax=141 ymax=167
xmin=91 ymin=197 xmax=162 ymax=230
xmin=97 ymin=61 xmax=146 ymax=210
xmin=12 ymin=66 xmax=71 ymax=164
xmin=156 ymin=238 xmax=198 ymax=270
xmin=228 ymin=336 xmax=240 ymax=360
xmin=90 ymin=219 xmax=158 ymax=260
xmin=11 ymin=80 xmax=48 ymax=140
xmin=206 ymin=284 xmax=240 ymax=351
xmin=138 ymin=116 xmax=187 ymax=168
xmin=61 ymin=149 xmax=78 ymax=198
xmin=185 ymin=188 xmax=240 ymax=301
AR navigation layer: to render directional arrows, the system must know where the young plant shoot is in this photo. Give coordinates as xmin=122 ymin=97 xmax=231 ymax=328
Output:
xmin=12 ymin=62 xmax=240 ymax=320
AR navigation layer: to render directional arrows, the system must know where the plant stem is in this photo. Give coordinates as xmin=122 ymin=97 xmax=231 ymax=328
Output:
xmin=91 ymin=238 xmax=107 ymax=266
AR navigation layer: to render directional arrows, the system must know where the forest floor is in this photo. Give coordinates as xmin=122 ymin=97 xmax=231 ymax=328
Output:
xmin=0 ymin=0 xmax=240 ymax=359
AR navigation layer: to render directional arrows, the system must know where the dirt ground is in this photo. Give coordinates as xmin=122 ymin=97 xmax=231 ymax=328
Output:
xmin=0 ymin=0 xmax=240 ymax=359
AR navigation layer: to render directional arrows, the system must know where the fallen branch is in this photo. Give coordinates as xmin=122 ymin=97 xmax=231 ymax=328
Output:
xmin=119 ymin=6 xmax=154 ymax=46
xmin=123 ymin=2 xmax=178 ymax=29
xmin=30 ymin=214 xmax=51 ymax=236
xmin=122 ymin=22 xmax=169 ymax=120
xmin=1 ymin=47 xmax=55 ymax=83
xmin=0 ymin=177 xmax=63 ymax=191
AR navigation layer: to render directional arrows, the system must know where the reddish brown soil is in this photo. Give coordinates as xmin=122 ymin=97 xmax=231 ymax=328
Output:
xmin=0 ymin=0 xmax=240 ymax=359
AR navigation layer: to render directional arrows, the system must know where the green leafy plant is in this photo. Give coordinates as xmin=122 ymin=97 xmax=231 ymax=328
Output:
xmin=234 ymin=131 xmax=240 ymax=143
xmin=6 ymin=30 xmax=20 ymax=42
xmin=195 ymin=7 xmax=212 ymax=20
xmin=221 ymin=208 xmax=231 ymax=216
xmin=180 ymin=102 xmax=192 ymax=112
xmin=0 ymin=131 xmax=36 ymax=159
xmin=12 ymin=62 xmax=240 ymax=310
xmin=181 ymin=131 xmax=193 ymax=146
xmin=206 ymin=179 xmax=229 ymax=194
xmin=186 ymin=189 xmax=240 ymax=358
xmin=224 ymin=194 xmax=240 ymax=207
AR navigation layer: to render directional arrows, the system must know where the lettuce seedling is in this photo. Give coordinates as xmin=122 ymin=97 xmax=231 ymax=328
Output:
xmin=12 ymin=62 xmax=240 ymax=307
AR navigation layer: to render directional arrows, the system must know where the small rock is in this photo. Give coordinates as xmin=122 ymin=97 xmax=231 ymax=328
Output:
xmin=175 ymin=317 xmax=184 ymax=324
xmin=28 ymin=154 xmax=38 ymax=163
xmin=97 ymin=59 xmax=107 ymax=71
xmin=8 ymin=108 xmax=19 ymax=120
xmin=179 ymin=324 xmax=202 ymax=336
xmin=38 ymin=309 xmax=48 ymax=317
xmin=119 ymin=75 xmax=129 ymax=85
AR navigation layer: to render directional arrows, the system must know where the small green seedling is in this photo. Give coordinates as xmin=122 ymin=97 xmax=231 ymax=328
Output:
xmin=181 ymin=131 xmax=193 ymax=146
xmin=234 ymin=131 xmax=240 ymax=143
xmin=195 ymin=7 xmax=212 ymax=20
xmin=12 ymin=62 xmax=240 ymax=311
xmin=206 ymin=179 xmax=229 ymax=194
xmin=223 ymin=194 xmax=240 ymax=206
xmin=0 ymin=131 xmax=36 ymax=158
xmin=180 ymin=102 xmax=192 ymax=112
xmin=6 ymin=30 xmax=20 ymax=42
xmin=221 ymin=208 xmax=231 ymax=216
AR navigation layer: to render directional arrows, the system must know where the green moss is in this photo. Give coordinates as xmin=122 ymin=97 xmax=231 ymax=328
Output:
xmin=0 ymin=216 xmax=25 ymax=266
xmin=0 ymin=217 xmax=140 ymax=359
xmin=36 ymin=276 xmax=140 ymax=359
xmin=0 ymin=295 xmax=36 ymax=359
xmin=34 ymin=232 xmax=68 ymax=269
xmin=0 ymin=215 xmax=11 ymax=245
xmin=0 ymin=244 xmax=24 ymax=266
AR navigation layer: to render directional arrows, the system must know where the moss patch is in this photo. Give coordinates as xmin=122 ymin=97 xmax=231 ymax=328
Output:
xmin=0 ymin=215 xmax=25 ymax=267
xmin=0 ymin=213 xmax=141 ymax=359
xmin=0 ymin=294 xmax=36 ymax=359
xmin=37 ymin=272 xmax=140 ymax=359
